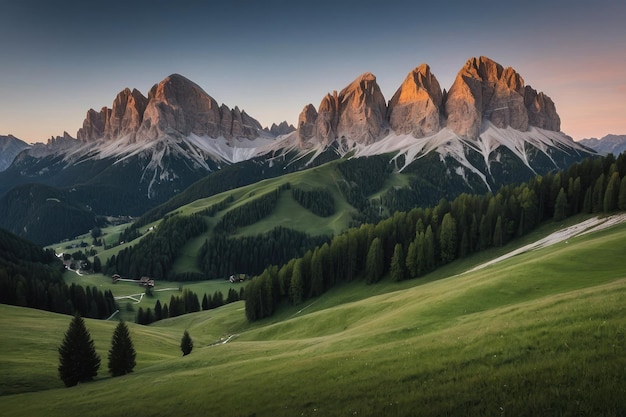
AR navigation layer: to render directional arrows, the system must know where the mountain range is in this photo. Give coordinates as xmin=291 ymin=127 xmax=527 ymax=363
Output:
xmin=0 ymin=135 xmax=30 ymax=172
xmin=0 ymin=56 xmax=597 ymax=244
xmin=579 ymin=134 xmax=626 ymax=155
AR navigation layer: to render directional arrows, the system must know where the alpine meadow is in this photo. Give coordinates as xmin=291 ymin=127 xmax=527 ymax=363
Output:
xmin=1 ymin=52 xmax=626 ymax=417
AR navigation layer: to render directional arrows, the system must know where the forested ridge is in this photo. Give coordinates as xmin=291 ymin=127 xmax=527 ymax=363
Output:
xmin=213 ymin=184 xmax=290 ymax=233
xmin=105 ymin=214 xmax=207 ymax=280
xmin=199 ymin=226 xmax=330 ymax=279
xmin=0 ymin=228 xmax=117 ymax=319
xmin=292 ymin=187 xmax=335 ymax=217
xmin=244 ymin=153 xmax=626 ymax=321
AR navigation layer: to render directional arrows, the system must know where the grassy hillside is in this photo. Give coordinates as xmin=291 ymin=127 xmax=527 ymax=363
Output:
xmin=1 ymin=220 xmax=625 ymax=416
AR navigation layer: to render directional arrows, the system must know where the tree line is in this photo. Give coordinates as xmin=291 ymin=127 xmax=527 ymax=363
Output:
xmin=136 ymin=287 xmax=243 ymax=325
xmin=244 ymin=153 xmax=626 ymax=321
xmin=199 ymin=226 xmax=329 ymax=279
xmin=213 ymin=183 xmax=290 ymax=234
xmin=104 ymin=214 xmax=207 ymax=280
xmin=0 ymin=228 xmax=117 ymax=319
xmin=291 ymin=187 xmax=335 ymax=217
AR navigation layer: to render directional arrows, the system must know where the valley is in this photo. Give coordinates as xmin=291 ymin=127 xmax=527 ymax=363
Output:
xmin=1 ymin=216 xmax=625 ymax=416
xmin=1 ymin=54 xmax=624 ymax=416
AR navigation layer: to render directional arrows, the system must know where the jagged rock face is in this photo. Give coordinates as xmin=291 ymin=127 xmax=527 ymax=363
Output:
xmin=77 ymin=74 xmax=264 ymax=143
xmin=297 ymin=104 xmax=318 ymax=146
xmin=311 ymin=73 xmax=387 ymax=146
xmin=315 ymin=92 xmax=340 ymax=146
xmin=445 ymin=56 xmax=526 ymax=138
xmin=107 ymin=88 xmax=148 ymax=142
xmin=138 ymin=74 xmax=223 ymax=140
xmin=336 ymin=73 xmax=388 ymax=145
xmin=77 ymin=107 xmax=110 ymax=142
xmin=387 ymin=64 xmax=443 ymax=137
xmin=269 ymin=121 xmax=296 ymax=136
xmin=445 ymin=56 xmax=559 ymax=138
xmin=524 ymin=86 xmax=560 ymax=131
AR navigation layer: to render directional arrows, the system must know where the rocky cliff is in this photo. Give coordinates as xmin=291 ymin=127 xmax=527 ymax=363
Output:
xmin=297 ymin=56 xmax=562 ymax=145
xmin=298 ymin=73 xmax=388 ymax=147
xmin=387 ymin=64 xmax=443 ymax=137
xmin=444 ymin=56 xmax=560 ymax=138
xmin=77 ymin=74 xmax=265 ymax=143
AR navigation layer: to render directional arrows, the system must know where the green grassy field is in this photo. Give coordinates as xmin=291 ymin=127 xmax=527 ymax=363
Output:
xmin=2 ymin=219 xmax=625 ymax=416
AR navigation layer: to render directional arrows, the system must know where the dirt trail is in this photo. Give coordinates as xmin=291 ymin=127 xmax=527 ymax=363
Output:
xmin=464 ymin=213 xmax=626 ymax=274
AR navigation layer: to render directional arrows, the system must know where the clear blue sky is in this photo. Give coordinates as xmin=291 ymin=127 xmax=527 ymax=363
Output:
xmin=1 ymin=0 xmax=625 ymax=143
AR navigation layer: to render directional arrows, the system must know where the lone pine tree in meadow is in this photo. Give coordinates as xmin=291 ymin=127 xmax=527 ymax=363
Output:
xmin=181 ymin=330 xmax=193 ymax=356
xmin=58 ymin=314 xmax=101 ymax=387
xmin=108 ymin=320 xmax=136 ymax=377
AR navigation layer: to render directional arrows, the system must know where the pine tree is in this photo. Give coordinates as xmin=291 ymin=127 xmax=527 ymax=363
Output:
xmin=619 ymin=176 xmax=626 ymax=211
xmin=424 ymin=226 xmax=435 ymax=272
xmin=289 ymin=259 xmax=304 ymax=305
xmin=390 ymin=243 xmax=407 ymax=282
xmin=180 ymin=330 xmax=193 ymax=356
xmin=554 ymin=187 xmax=568 ymax=222
xmin=439 ymin=213 xmax=457 ymax=264
xmin=406 ymin=239 xmax=418 ymax=277
xmin=365 ymin=237 xmax=384 ymax=284
xmin=58 ymin=314 xmax=101 ymax=387
xmin=492 ymin=215 xmax=503 ymax=247
xmin=108 ymin=320 xmax=136 ymax=377
xmin=603 ymin=172 xmax=620 ymax=212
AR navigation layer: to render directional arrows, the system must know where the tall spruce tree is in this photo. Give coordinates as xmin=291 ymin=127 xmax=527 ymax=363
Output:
xmin=180 ymin=330 xmax=193 ymax=356
xmin=390 ymin=243 xmax=407 ymax=282
xmin=365 ymin=237 xmax=384 ymax=284
xmin=58 ymin=314 xmax=101 ymax=387
xmin=554 ymin=187 xmax=568 ymax=222
xmin=619 ymin=176 xmax=626 ymax=211
xmin=108 ymin=320 xmax=136 ymax=377
xmin=439 ymin=213 xmax=457 ymax=264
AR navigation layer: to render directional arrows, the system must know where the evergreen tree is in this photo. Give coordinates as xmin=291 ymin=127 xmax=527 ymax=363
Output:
xmin=108 ymin=320 xmax=136 ymax=377
xmin=310 ymin=247 xmax=324 ymax=297
xmin=406 ymin=239 xmax=418 ymax=277
xmin=492 ymin=215 xmax=503 ymax=247
xmin=93 ymin=256 xmax=102 ymax=273
xmin=365 ymin=237 xmax=384 ymax=284
xmin=554 ymin=187 xmax=568 ymax=222
xmin=619 ymin=176 xmax=626 ymax=211
xmin=439 ymin=213 xmax=457 ymax=264
xmin=424 ymin=226 xmax=435 ymax=272
xmin=154 ymin=300 xmax=163 ymax=321
xmin=603 ymin=172 xmax=620 ymax=212
xmin=180 ymin=330 xmax=193 ymax=356
xmin=289 ymin=259 xmax=304 ymax=305
xmin=58 ymin=314 xmax=101 ymax=387
xmin=390 ymin=243 xmax=407 ymax=282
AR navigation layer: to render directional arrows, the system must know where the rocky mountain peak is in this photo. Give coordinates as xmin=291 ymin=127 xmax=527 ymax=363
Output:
xmin=76 ymin=74 xmax=266 ymax=144
xmin=297 ymin=104 xmax=319 ymax=147
xmin=387 ymin=64 xmax=443 ymax=137
xmin=267 ymin=121 xmax=296 ymax=136
xmin=335 ymin=72 xmax=388 ymax=145
xmin=445 ymin=56 xmax=558 ymax=138
xmin=0 ymin=134 xmax=30 ymax=172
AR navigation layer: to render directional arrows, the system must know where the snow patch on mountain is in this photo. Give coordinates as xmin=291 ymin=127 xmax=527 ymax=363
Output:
xmin=323 ymin=123 xmax=590 ymax=189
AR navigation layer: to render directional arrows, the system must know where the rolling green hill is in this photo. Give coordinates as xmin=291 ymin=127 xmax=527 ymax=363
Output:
xmin=1 ymin=219 xmax=625 ymax=416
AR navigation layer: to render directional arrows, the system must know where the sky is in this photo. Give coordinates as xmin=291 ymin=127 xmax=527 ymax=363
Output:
xmin=1 ymin=0 xmax=625 ymax=144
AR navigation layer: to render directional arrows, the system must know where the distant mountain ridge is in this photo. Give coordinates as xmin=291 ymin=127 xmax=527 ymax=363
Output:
xmin=0 ymin=135 xmax=29 ymax=172
xmin=579 ymin=134 xmax=626 ymax=155
xmin=0 ymin=56 xmax=597 ymax=244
